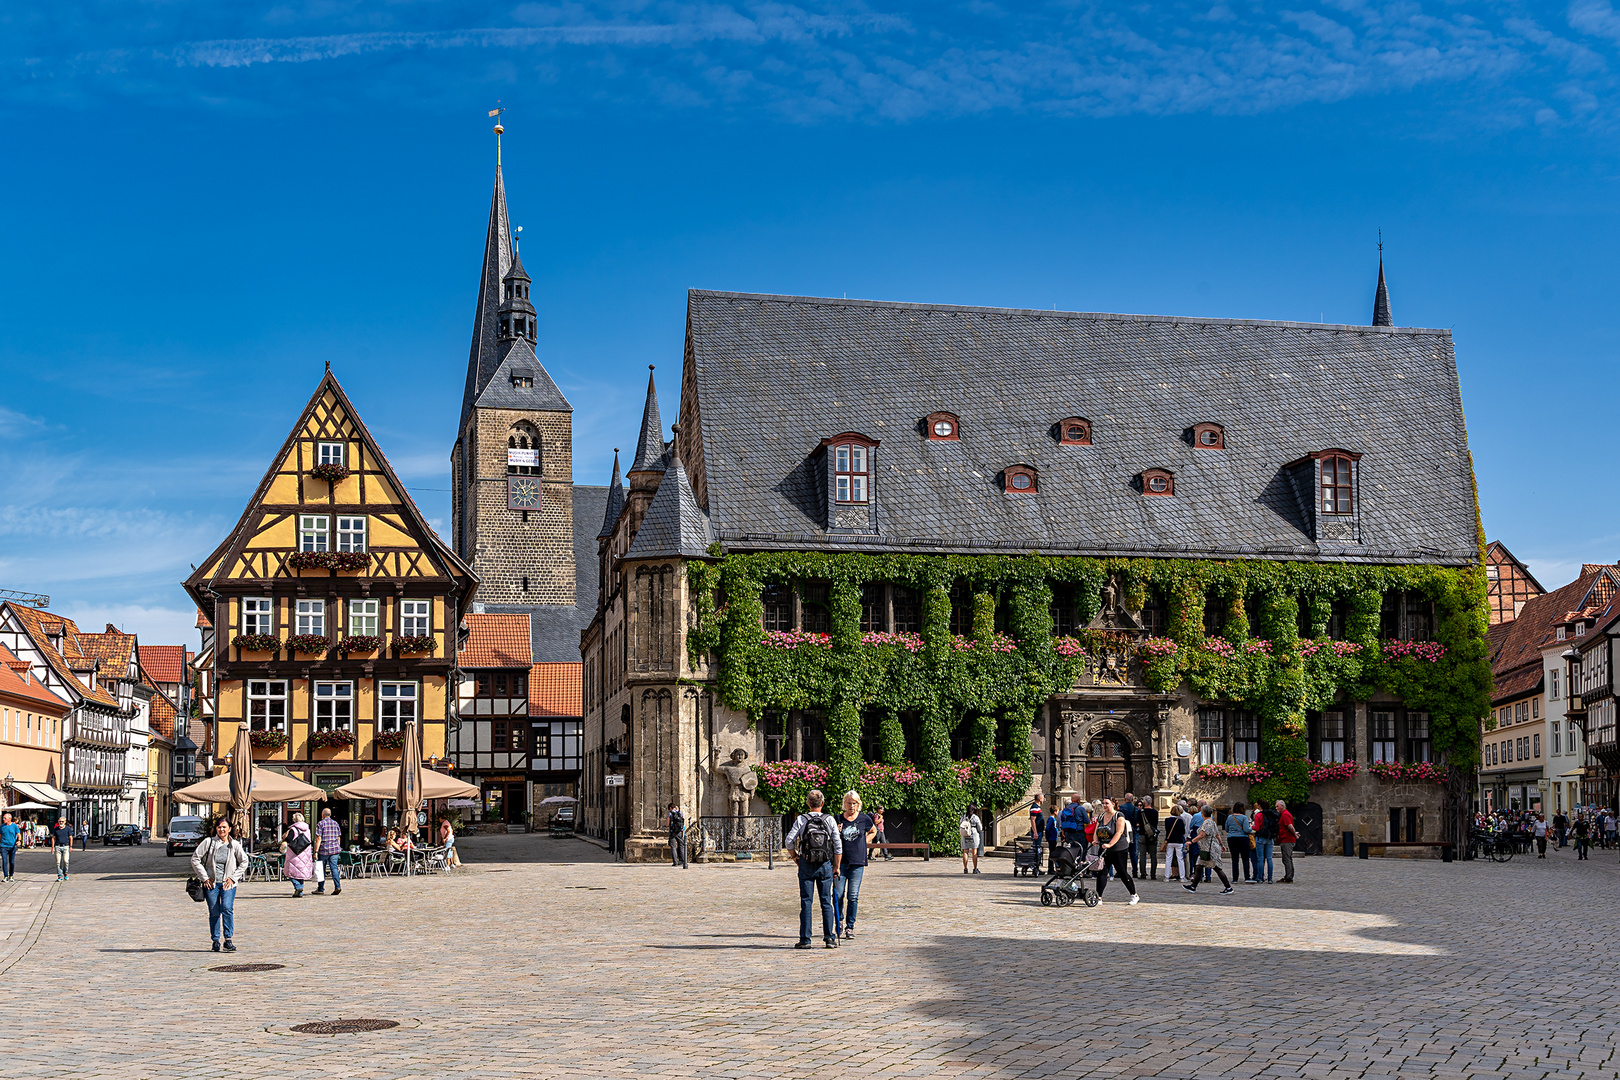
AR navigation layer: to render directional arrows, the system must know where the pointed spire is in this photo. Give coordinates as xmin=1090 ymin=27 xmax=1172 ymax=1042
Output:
xmin=459 ymin=160 xmax=513 ymax=428
xmin=1372 ymin=232 xmax=1393 ymax=327
xmin=597 ymin=449 xmax=626 ymax=539
xmin=628 ymin=366 xmax=667 ymax=475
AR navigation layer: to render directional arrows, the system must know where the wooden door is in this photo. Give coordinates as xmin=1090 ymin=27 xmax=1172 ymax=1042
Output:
xmin=1086 ymin=734 xmax=1131 ymax=802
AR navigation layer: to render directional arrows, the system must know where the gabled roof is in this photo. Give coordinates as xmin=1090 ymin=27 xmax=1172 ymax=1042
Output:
xmin=1485 ymin=540 xmax=1546 ymax=593
xmin=472 ymin=336 xmax=571 ymax=413
xmin=529 ymin=662 xmax=582 ymax=717
xmin=460 ymin=614 xmax=533 ymax=668
xmin=625 ymin=463 xmax=714 ymax=560
xmin=685 ymin=290 xmax=1477 ymax=564
xmin=1495 ymin=569 xmax=1618 ymax=673
xmin=139 ymin=645 xmax=186 ymax=684
xmin=0 ymin=644 xmax=71 ymax=713
xmin=77 ymin=625 xmax=136 ymax=674
xmin=0 ymin=605 xmax=119 ymax=708
xmin=144 ymin=675 xmax=178 ymax=741
xmin=195 ymin=608 xmax=212 ymax=629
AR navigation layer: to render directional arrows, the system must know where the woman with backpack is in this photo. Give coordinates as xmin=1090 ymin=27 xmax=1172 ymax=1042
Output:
xmin=1093 ymin=798 xmax=1139 ymax=905
xmin=959 ymin=805 xmax=983 ymax=874
xmin=282 ymin=812 xmax=315 ymax=898
xmin=1252 ymin=804 xmax=1277 ymax=883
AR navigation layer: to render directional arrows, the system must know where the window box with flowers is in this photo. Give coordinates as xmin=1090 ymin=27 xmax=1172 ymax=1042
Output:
xmin=286 ymin=634 xmax=329 ymax=656
xmin=336 ymin=635 xmax=383 ymax=656
xmin=1306 ymin=761 xmax=1359 ymax=783
xmin=375 ymin=730 xmax=409 ymax=751
xmin=250 ymin=729 xmax=289 ymax=751
xmin=232 ymin=633 xmax=280 ymax=654
xmin=1191 ymin=762 xmax=1274 ymax=783
xmin=394 ymin=635 xmax=437 ymax=655
xmin=310 ymin=463 xmax=351 ymax=484
xmin=1366 ymin=760 xmax=1448 ymax=784
xmin=288 ymin=550 xmax=369 ymax=572
xmin=309 ymin=729 xmax=356 ymax=750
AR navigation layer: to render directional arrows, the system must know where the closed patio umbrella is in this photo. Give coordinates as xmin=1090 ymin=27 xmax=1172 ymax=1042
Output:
xmin=229 ymin=723 xmax=255 ymax=841
xmin=398 ymin=719 xmax=424 ymax=842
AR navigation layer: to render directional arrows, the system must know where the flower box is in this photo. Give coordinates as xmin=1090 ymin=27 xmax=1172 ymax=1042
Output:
xmin=336 ymin=635 xmax=383 ymax=655
xmin=374 ymin=730 xmax=408 ymax=750
xmin=394 ymin=635 xmax=437 ymax=655
xmin=310 ymin=463 xmax=350 ymax=483
xmin=309 ymin=729 xmax=356 ymax=750
xmin=1306 ymin=761 xmax=1359 ymax=783
xmin=286 ymin=634 xmax=329 ymax=656
xmin=287 ymin=550 xmax=368 ymax=572
xmin=1382 ymin=640 xmax=1447 ymax=663
xmin=1367 ymin=760 xmax=1448 ymax=784
xmin=1191 ymin=762 xmax=1273 ymax=782
xmin=232 ymin=633 xmax=280 ymax=654
xmin=249 ymin=729 xmax=289 ymax=751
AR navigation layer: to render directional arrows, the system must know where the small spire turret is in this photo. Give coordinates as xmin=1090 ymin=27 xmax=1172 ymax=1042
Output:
xmin=498 ymin=226 xmax=537 ymax=345
xmin=1372 ymin=232 xmax=1393 ymax=327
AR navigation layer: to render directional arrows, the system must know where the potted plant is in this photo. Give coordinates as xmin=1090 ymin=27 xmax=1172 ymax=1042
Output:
xmin=375 ymin=729 xmax=408 ymax=750
xmin=287 ymin=634 xmax=330 ymax=656
xmin=337 ymin=635 xmax=383 ymax=656
xmin=309 ymin=729 xmax=356 ymax=751
xmin=250 ymin=729 xmax=288 ymax=752
xmin=232 ymin=633 xmax=280 ymax=654
xmin=287 ymin=551 xmax=368 ymax=572
xmin=394 ymin=635 xmax=437 ymax=655
xmin=310 ymin=462 xmax=350 ymax=483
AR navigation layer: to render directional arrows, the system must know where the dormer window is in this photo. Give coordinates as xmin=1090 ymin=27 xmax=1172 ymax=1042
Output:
xmin=923 ymin=412 xmax=960 ymax=441
xmin=1192 ymin=423 xmax=1225 ymax=449
xmin=511 ymin=371 xmax=533 ymax=388
xmin=1320 ymin=453 xmax=1354 ymax=514
xmin=1576 ymin=622 xmax=1587 ymax=637
xmin=317 ymin=442 xmax=344 ymax=467
xmin=1057 ymin=418 xmax=1092 ymax=446
xmin=1002 ymin=465 xmax=1038 ymax=494
xmin=834 ymin=442 xmax=869 ymax=503
xmin=1140 ymin=469 xmax=1175 ymax=496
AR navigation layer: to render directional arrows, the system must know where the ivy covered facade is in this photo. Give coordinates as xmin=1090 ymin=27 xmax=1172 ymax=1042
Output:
xmin=580 ymin=289 xmax=1490 ymax=860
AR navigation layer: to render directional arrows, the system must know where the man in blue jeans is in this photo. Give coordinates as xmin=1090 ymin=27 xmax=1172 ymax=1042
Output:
xmin=313 ymin=807 xmax=343 ymax=896
xmin=0 ymin=812 xmax=18 ymax=882
xmin=784 ymin=789 xmax=841 ymax=949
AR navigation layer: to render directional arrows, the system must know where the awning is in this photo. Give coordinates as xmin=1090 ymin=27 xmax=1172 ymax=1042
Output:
xmin=11 ymin=781 xmax=67 ymax=806
xmin=1560 ymin=767 xmax=1587 ymax=778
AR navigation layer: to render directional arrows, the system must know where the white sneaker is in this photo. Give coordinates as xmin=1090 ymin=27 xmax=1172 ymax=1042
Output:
xmin=1128 ymin=894 xmax=1140 ymax=905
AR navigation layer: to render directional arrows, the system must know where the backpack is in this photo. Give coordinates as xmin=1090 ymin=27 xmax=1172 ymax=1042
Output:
xmin=668 ymin=809 xmax=686 ymax=836
xmin=1256 ymin=810 xmax=1279 ymax=841
xmin=798 ymin=813 xmax=836 ymax=864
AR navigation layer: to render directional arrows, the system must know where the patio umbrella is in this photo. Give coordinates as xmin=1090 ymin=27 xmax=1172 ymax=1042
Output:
xmin=171 ymin=768 xmax=326 ymax=804
xmin=332 ymin=766 xmax=478 ymax=801
xmin=229 ymin=723 xmax=255 ymax=841
xmin=538 ymin=795 xmax=577 ymax=805
xmin=2 ymin=801 xmax=57 ymax=812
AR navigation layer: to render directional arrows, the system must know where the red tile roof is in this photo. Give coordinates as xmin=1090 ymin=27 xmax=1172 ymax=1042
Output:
xmin=1490 ymin=568 xmax=1620 ymax=706
xmin=2 ymin=606 xmax=119 ymax=707
xmin=139 ymin=645 xmax=186 ymax=684
xmin=148 ymin=689 xmax=177 ymax=741
xmin=460 ymin=614 xmax=532 ymax=669
xmin=195 ymin=608 xmax=212 ymax=629
xmin=529 ymin=662 xmax=582 ymax=717
xmin=0 ymin=644 xmax=72 ymax=713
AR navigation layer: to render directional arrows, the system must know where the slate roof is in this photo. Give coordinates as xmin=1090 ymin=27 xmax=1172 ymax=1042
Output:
xmin=482 ymin=483 xmax=610 ymax=663
xmin=625 ymin=464 xmax=714 ymax=560
xmin=1373 ymin=259 xmax=1393 ymax=327
xmin=460 ymin=614 xmax=533 ymax=668
xmin=529 ymin=662 xmax=583 ymax=717
xmin=685 ymin=290 xmax=1479 ymax=565
xmin=459 ymin=166 xmax=513 ymax=430
xmin=473 ymin=336 xmax=572 ymax=413
xmin=628 ymin=368 xmax=668 ymax=474
xmin=139 ymin=645 xmax=186 ymax=685
xmin=597 ymin=452 xmax=625 ymax=539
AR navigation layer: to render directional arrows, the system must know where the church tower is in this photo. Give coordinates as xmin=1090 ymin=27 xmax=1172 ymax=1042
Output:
xmin=450 ymin=126 xmax=578 ymax=607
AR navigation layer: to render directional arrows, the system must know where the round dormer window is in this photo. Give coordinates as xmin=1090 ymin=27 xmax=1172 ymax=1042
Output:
xmin=1200 ymin=429 xmax=1220 ymax=446
xmin=1011 ymin=473 xmax=1031 ymax=490
xmin=933 ymin=420 xmax=954 ymax=437
xmin=1147 ymin=476 xmax=1168 ymax=492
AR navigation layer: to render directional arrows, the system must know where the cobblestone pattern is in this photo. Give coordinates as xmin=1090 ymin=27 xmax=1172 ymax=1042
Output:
xmin=3 ymin=839 xmax=1619 ymax=1078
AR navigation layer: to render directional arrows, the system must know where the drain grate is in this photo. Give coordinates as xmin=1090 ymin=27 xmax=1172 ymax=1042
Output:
xmin=291 ymin=1019 xmax=400 ymax=1035
xmin=211 ymin=963 xmax=285 ymax=973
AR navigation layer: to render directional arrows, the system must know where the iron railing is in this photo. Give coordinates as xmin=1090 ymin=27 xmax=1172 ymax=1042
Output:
xmin=687 ymin=815 xmax=782 ymax=869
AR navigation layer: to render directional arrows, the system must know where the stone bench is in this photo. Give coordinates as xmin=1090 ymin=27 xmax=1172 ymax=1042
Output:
xmin=870 ymin=842 xmax=931 ymax=861
xmin=1359 ymin=841 xmax=1454 ymax=861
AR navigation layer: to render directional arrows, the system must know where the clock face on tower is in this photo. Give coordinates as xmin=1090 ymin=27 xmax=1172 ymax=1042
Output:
xmin=507 ymin=477 xmax=541 ymax=510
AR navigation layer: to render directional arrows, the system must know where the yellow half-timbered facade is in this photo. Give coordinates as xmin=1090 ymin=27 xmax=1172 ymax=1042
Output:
xmin=185 ymin=371 xmax=477 ymax=843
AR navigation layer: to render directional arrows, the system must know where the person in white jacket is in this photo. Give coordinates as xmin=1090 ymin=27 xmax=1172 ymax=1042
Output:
xmin=959 ymin=806 xmax=983 ymax=874
xmin=191 ymin=818 xmax=249 ymax=953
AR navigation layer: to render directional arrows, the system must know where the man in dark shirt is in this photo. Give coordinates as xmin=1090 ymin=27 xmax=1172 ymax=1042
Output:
xmin=1119 ymin=794 xmax=1142 ymax=877
xmin=50 ymin=816 xmax=74 ymax=881
xmin=665 ymin=802 xmax=688 ymax=869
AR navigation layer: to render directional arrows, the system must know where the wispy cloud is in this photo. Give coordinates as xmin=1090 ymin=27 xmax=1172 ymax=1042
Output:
xmin=10 ymin=3 xmax=1620 ymax=128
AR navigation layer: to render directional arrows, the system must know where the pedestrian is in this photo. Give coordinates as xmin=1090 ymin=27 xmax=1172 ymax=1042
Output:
xmin=1225 ymin=801 xmax=1253 ymax=884
xmin=1164 ymin=801 xmax=1188 ymax=882
xmin=438 ymin=817 xmax=462 ymax=868
xmin=833 ymin=790 xmax=877 ymax=939
xmin=1275 ymin=800 xmax=1297 ymax=883
xmin=50 ymin=815 xmax=72 ymax=881
xmin=665 ymin=801 xmax=688 ymax=868
xmin=1183 ymin=809 xmax=1234 ymax=895
xmin=0 ymin=812 xmax=17 ymax=883
xmin=784 ymin=789 xmax=840 ymax=949
xmin=1253 ymin=802 xmax=1278 ymax=883
xmin=1137 ymin=796 xmax=1160 ymax=880
xmin=1554 ymin=810 xmax=1569 ymax=849
xmin=1533 ymin=814 xmax=1548 ymax=858
xmin=1119 ymin=793 xmax=1142 ymax=877
xmin=1029 ymin=796 xmax=1045 ymax=871
xmin=1607 ymin=811 xmax=1617 ymax=850
xmin=1186 ymin=803 xmax=1206 ymax=882
xmin=1042 ymin=806 xmax=1061 ymax=874
xmin=282 ymin=812 xmax=314 ymax=898
xmin=313 ymin=807 xmax=343 ymax=896
xmin=1094 ymin=798 xmax=1140 ymax=905
xmin=1059 ymin=795 xmax=1088 ymax=846
xmin=1574 ymin=814 xmax=1590 ymax=859
xmin=191 ymin=816 xmax=247 ymax=953
xmin=871 ymin=804 xmax=894 ymax=861
xmin=959 ymin=805 xmax=983 ymax=874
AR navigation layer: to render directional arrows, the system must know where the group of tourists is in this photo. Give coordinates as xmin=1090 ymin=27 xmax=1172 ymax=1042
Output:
xmin=1029 ymin=792 xmax=1297 ymax=901
xmin=1476 ymin=807 xmax=1620 ymax=860
xmin=785 ymin=789 xmax=880 ymax=947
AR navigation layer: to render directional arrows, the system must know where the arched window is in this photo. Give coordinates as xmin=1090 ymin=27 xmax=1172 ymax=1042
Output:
xmin=507 ymin=423 xmax=541 ymax=476
xmin=923 ymin=411 xmax=960 ymax=441
xmin=1057 ymin=417 xmax=1091 ymax=445
xmin=1002 ymin=465 xmax=1038 ymax=494
xmin=1321 ymin=454 xmax=1354 ymax=514
xmin=1191 ymin=422 xmax=1225 ymax=449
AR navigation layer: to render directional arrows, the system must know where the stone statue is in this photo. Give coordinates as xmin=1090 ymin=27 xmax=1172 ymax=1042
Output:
xmin=715 ymin=748 xmax=759 ymax=830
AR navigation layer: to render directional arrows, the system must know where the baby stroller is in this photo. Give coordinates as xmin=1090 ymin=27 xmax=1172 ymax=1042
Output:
xmin=1040 ymin=840 xmax=1102 ymax=907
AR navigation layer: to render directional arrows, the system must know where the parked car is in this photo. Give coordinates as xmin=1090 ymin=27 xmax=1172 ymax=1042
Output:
xmin=165 ymin=816 xmax=208 ymax=857
xmin=103 ymin=824 xmax=143 ymax=846
xmin=550 ymin=805 xmax=576 ymax=832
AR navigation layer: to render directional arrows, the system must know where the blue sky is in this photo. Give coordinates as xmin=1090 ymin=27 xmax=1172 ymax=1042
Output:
xmin=4 ymin=1 xmax=1620 ymax=646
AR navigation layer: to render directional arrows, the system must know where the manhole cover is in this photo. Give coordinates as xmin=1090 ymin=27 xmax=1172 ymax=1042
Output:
xmin=211 ymin=963 xmax=285 ymax=973
xmin=291 ymin=1019 xmax=400 ymax=1035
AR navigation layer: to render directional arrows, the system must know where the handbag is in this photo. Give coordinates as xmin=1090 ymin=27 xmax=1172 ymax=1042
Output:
xmin=285 ymin=828 xmax=311 ymax=855
xmin=185 ymin=875 xmax=207 ymax=903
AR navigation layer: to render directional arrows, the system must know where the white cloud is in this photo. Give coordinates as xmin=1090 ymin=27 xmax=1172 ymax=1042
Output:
xmin=56 ymin=602 xmax=200 ymax=649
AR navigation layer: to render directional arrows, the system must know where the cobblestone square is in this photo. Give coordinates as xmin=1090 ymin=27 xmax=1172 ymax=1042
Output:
xmin=2 ymin=837 xmax=1614 ymax=1079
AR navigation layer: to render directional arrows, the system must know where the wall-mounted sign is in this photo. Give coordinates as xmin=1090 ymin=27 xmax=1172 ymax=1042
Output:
xmin=604 ymin=773 xmax=626 ymax=787
xmin=1175 ymin=739 xmax=1193 ymax=758
xmin=507 ymin=448 xmax=539 ymax=467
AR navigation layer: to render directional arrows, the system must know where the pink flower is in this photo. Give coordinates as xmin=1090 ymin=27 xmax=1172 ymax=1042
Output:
xmin=1140 ymin=637 xmax=1179 ymax=658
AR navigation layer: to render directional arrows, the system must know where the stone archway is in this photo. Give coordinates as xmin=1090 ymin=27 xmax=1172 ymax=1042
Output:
xmin=1070 ymin=711 xmax=1156 ymax=801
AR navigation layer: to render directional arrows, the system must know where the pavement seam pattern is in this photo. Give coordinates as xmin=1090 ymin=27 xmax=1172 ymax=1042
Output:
xmin=0 ymin=873 xmax=59 ymax=978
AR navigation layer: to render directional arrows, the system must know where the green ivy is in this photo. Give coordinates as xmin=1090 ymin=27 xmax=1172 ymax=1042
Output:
xmin=686 ymin=552 xmax=1490 ymax=844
